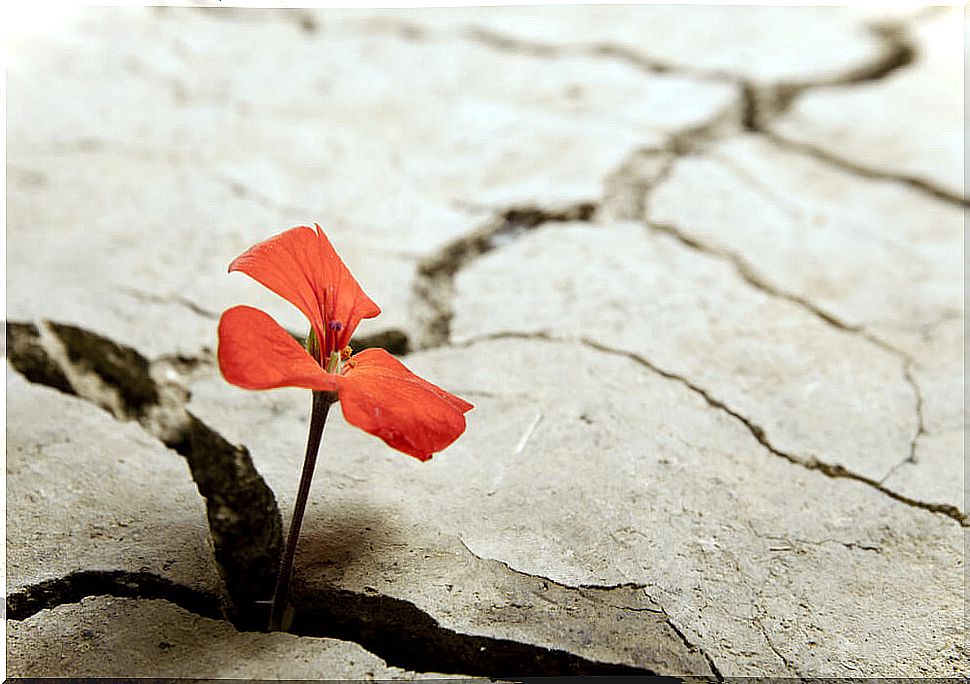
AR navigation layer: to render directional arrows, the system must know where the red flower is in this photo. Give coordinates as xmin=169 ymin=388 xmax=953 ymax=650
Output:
xmin=217 ymin=224 xmax=473 ymax=461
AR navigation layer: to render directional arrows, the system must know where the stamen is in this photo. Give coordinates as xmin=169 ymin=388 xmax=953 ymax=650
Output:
xmin=340 ymin=345 xmax=353 ymax=361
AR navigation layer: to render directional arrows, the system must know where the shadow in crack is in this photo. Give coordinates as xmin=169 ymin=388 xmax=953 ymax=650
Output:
xmin=288 ymin=585 xmax=674 ymax=678
xmin=279 ymin=503 xmax=674 ymax=678
xmin=6 ymin=570 xmax=226 ymax=623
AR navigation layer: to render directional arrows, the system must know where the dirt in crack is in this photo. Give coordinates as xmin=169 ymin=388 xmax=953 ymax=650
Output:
xmin=740 ymin=22 xmax=915 ymax=131
xmin=412 ymin=202 xmax=596 ymax=350
xmin=6 ymin=319 xmax=283 ymax=629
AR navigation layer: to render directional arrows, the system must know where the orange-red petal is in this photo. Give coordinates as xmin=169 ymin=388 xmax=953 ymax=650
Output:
xmin=336 ymin=348 xmax=473 ymax=461
xmin=218 ymin=305 xmax=338 ymax=392
xmin=228 ymin=225 xmax=380 ymax=353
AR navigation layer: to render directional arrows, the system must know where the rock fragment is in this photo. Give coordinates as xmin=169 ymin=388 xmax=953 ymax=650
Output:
xmin=6 ymin=367 xmax=225 ymax=618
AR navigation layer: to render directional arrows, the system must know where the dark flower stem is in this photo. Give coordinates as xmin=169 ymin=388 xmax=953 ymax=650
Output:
xmin=268 ymin=390 xmax=336 ymax=631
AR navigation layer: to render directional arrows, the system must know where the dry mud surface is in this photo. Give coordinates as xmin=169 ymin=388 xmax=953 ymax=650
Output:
xmin=6 ymin=5 xmax=966 ymax=679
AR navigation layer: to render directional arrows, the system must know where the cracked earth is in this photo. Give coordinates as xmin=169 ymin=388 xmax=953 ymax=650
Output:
xmin=6 ymin=5 xmax=966 ymax=679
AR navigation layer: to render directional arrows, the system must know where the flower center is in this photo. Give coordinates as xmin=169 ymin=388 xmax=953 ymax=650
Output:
xmin=324 ymin=345 xmax=354 ymax=375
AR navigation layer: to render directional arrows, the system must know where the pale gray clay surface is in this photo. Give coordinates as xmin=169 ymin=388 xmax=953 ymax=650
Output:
xmin=6 ymin=4 xmax=965 ymax=679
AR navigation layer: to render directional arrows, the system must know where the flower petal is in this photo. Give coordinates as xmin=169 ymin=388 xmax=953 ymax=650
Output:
xmin=218 ymin=305 xmax=338 ymax=392
xmin=336 ymin=348 xmax=473 ymax=461
xmin=228 ymin=225 xmax=380 ymax=354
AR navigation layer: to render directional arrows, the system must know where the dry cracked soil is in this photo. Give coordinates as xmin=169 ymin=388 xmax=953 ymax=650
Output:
xmin=5 ymin=4 xmax=967 ymax=680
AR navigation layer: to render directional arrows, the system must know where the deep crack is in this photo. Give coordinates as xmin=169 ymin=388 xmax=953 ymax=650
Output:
xmin=47 ymin=321 xmax=160 ymax=415
xmin=6 ymin=319 xmax=284 ymax=628
xmin=5 ymin=322 xmax=75 ymax=395
xmin=456 ymin=537 xmax=723 ymax=680
xmin=289 ymin=586 xmax=674 ymax=679
xmin=8 ymin=319 xmax=712 ymax=677
xmin=285 ymin=537 xmax=711 ymax=679
xmin=6 ymin=570 xmax=225 ymax=622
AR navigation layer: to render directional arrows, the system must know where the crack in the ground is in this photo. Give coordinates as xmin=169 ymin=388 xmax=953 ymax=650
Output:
xmin=763 ymin=132 xmax=967 ymax=207
xmin=286 ymin=325 xmax=412 ymax=356
xmin=598 ymin=97 xmax=743 ymax=224
xmin=411 ymin=202 xmax=596 ymax=349
xmin=745 ymin=523 xmax=883 ymax=555
xmin=744 ymin=19 xmax=965 ymax=207
xmin=663 ymin=619 xmax=725 ymax=684
xmin=599 ymin=147 xmax=677 ymax=222
xmin=5 ymin=322 xmax=75 ymax=395
xmin=595 ymin=83 xmax=941 ymax=485
xmin=880 ymin=359 xmax=928 ymax=484
xmin=576 ymin=335 xmax=963 ymax=526
xmin=6 ymin=320 xmax=283 ymax=629
xmin=753 ymin=613 xmax=800 ymax=678
xmin=289 ymin=584 xmax=679 ymax=679
xmin=353 ymin=11 xmax=936 ymax=216
xmin=739 ymin=22 xmax=915 ymax=131
xmin=6 ymin=570 xmax=226 ymax=623
xmin=460 ymin=14 xmax=917 ymax=142
xmin=466 ymin=11 xmax=960 ymax=207
xmin=284 ymin=537 xmax=712 ymax=679
xmin=465 ymin=26 xmax=701 ymax=80
xmin=642 ymin=218 xmax=930 ymax=490
xmin=6 ymin=319 xmax=705 ymax=677
xmin=646 ymin=221 xmax=893 ymax=347
xmin=117 ymin=286 xmax=220 ymax=321
xmin=455 ymin=528 xmax=723 ymax=681
xmin=456 ymin=331 xmax=965 ymax=526
xmin=418 ymin=74 xmax=742 ymax=342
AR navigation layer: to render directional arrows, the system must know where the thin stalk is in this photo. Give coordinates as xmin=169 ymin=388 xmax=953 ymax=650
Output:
xmin=268 ymin=390 xmax=335 ymax=631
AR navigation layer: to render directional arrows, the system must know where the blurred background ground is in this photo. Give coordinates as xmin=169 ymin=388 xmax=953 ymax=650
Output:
xmin=5 ymin=3 xmax=966 ymax=678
